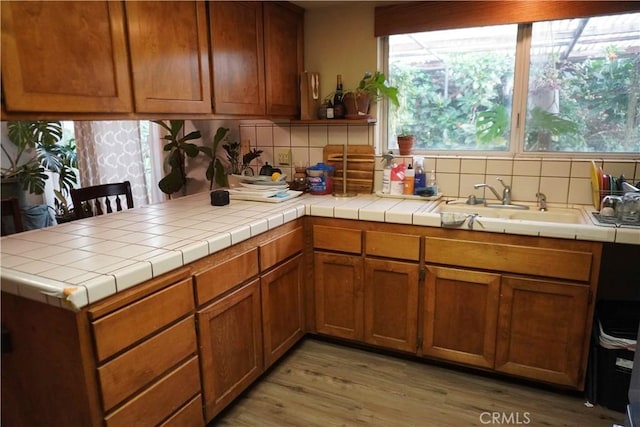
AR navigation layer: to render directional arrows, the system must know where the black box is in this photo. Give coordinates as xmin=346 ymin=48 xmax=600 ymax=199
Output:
xmin=595 ymin=301 xmax=639 ymax=413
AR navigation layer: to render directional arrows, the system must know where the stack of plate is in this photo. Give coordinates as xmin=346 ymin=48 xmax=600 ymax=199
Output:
xmin=227 ymin=174 xmax=303 ymax=203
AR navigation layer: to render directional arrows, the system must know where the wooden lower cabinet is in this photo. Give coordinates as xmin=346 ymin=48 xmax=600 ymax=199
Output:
xmin=197 ymin=279 xmax=263 ymax=421
xmin=495 ymin=275 xmax=591 ymax=388
xmin=314 ymin=252 xmax=364 ymax=340
xmin=422 ymin=266 xmax=500 ymax=368
xmin=364 ymin=258 xmax=419 ymax=352
xmin=261 ymin=254 xmax=305 ymax=368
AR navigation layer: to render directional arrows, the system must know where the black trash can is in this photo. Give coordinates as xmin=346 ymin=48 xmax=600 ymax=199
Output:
xmin=592 ymin=301 xmax=639 ymax=413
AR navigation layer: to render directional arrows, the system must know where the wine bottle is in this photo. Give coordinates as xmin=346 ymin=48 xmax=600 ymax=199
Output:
xmin=333 ymin=74 xmax=345 ymax=119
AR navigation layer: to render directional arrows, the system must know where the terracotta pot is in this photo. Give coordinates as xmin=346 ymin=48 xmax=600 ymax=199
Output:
xmin=397 ymin=135 xmax=414 ymax=155
xmin=342 ymin=92 xmax=371 ymax=119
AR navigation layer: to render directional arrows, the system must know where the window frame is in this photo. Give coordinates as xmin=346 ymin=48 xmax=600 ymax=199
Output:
xmin=380 ymin=6 xmax=640 ymax=159
xmin=374 ymin=0 xmax=640 ymax=159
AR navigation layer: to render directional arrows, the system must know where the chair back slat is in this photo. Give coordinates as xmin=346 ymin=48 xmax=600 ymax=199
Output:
xmin=71 ymin=181 xmax=134 ymax=219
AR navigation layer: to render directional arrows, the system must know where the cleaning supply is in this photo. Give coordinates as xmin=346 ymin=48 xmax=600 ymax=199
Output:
xmin=307 ymin=162 xmax=334 ymax=195
xmin=427 ymin=169 xmax=438 ymax=195
xmin=414 ymin=158 xmax=426 ymax=195
xmin=403 ymin=163 xmax=415 ymax=195
xmin=381 ymin=151 xmax=394 ymax=194
xmin=390 ymin=163 xmax=406 ymax=195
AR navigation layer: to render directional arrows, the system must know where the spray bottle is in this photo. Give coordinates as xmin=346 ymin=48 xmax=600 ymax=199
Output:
xmin=381 ymin=151 xmax=394 ymax=194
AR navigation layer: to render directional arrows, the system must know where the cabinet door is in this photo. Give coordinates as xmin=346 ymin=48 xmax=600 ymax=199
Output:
xmin=197 ymin=279 xmax=263 ymax=421
xmin=263 ymin=2 xmax=303 ymax=116
xmin=209 ymin=2 xmax=265 ymax=115
xmin=423 ymin=266 xmax=500 ymax=368
xmin=125 ymin=1 xmax=211 ymax=113
xmin=364 ymin=259 xmax=419 ymax=352
xmin=261 ymin=254 xmax=304 ymax=368
xmin=314 ymin=252 xmax=363 ymax=340
xmin=495 ymin=276 xmax=590 ymax=388
xmin=1 ymin=1 xmax=132 ymax=113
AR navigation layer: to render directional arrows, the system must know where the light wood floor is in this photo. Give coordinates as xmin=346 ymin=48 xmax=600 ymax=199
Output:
xmin=212 ymin=338 xmax=624 ymax=427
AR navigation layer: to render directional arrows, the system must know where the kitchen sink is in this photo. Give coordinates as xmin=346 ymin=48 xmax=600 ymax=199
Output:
xmin=432 ymin=200 xmax=589 ymax=224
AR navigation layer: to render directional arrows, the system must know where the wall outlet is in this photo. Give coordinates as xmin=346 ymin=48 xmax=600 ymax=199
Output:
xmin=276 ymin=148 xmax=292 ymax=166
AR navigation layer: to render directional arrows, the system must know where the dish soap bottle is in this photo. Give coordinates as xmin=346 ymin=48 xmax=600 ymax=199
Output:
xmin=403 ymin=163 xmax=415 ymax=195
xmin=381 ymin=151 xmax=394 ymax=194
xmin=414 ymin=158 xmax=426 ymax=195
xmin=427 ymin=169 xmax=438 ymax=196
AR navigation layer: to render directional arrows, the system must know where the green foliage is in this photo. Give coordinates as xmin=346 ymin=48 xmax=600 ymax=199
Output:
xmin=1 ymin=121 xmax=77 ymax=199
xmin=476 ymin=104 xmax=509 ymax=144
xmin=152 ymin=120 xmax=202 ymax=196
xmin=390 ymin=51 xmax=513 ymax=150
xmin=223 ymin=140 xmax=262 ymax=176
xmin=350 ymin=71 xmax=400 ymax=107
xmin=201 ymin=127 xmax=231 ymax=189
xmin=390 ymin=45 xmax=638 ymax=153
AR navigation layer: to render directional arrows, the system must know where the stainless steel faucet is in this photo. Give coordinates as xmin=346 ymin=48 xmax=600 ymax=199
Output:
xmin=474 ymin=177 xmax=511 ymax=205
xmin=536 ymin=192 xmax=547 ymax=211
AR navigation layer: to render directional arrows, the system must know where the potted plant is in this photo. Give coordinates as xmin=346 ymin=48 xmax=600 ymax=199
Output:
xmin=1 ymin=121 xmax=78 ymax=209
xmin=223 ymin=141 xmax=263 ymax=176
xmin=152 ymin=120 xmax=202 ymax=197
xmin=342 ymin=71 xmax=400 ymax=119
xmin=397 ymin=132 xmax=415 ymax=156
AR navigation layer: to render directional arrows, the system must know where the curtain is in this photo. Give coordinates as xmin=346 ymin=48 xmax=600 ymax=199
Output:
xmin=74 ymin=121 xmax=149 ymax=208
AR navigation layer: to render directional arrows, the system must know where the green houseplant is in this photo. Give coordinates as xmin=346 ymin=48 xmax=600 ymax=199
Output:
xmin=342 ymin=71 xmax=400 ymax=119
xmin=201 ymin=126 xmax=233 ymax=189
xmin=1 ymin=121 xmax=78 ymax=208
xmin=152 ymin=120 xmax=202 ymax=197
xmin=223 ymin=141 xmax=262 ymax=176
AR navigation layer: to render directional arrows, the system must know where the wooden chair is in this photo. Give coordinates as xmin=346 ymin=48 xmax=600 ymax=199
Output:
xmin=1 ymin=197 xmax=25 ymax=235
xmin=70 ymin=181 xmax=134 ymax=219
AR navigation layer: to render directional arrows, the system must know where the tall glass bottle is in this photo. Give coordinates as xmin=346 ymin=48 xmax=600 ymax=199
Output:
xmin=333 ymin=74 xmax=345 ymax=119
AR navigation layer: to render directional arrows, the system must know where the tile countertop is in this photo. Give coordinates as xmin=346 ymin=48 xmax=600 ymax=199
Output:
xmin=1 ymin=191 xmax=638 ymax=311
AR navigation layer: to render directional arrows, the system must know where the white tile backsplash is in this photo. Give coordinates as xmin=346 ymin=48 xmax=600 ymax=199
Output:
xmin=239 ymin=121 xmax=639 ymax=205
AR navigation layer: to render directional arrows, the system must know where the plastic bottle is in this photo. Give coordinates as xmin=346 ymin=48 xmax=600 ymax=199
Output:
xmin=390 ymin=163 xmax=406 ymax=195
xmin=403 ymin=163 xmax=415 ymax=195
xmin=414 ymin=159 xmax=426 ymax=195
xmin=381 ymin=151 xmax=394 ymax=194
xmin=427 ymin=170 xmax=438 ymax=195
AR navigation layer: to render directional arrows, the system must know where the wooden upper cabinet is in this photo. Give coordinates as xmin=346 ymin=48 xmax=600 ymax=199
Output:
xmin=1 ymin=1 xmax=133 ymax=113
xmin=264 ymin=2 xmax=303 ymax=116
xmin=125 ymin=1 xmax=211 ymax=113
xmin=209 ymin=1 xmax=303 ymax=117
xmin=209 ymin=2 xmax=266 ymax=115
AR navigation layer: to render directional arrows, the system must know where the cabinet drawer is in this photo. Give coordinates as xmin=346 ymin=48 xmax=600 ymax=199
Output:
xmin=194 ymin=248 xmax=258 ymax=305
xmin=365 ymin=231 xmax=420 ymax=261
xmin=424 ymin=237 xmax=592 ymax=282
xmin=93 ymin=279 xmax=194 ymax=362
xmin=260 ymin=226 xmax=304 ymax=270
xmin=104 ymin=356 xmax=201 ymax=427
xmin=98 ymin=316 xmax=197 ymax=411
xmin=313 ymin=225 xmax=362 ymax=254
xmin=160 ymin=394 xmax=204 ymax=427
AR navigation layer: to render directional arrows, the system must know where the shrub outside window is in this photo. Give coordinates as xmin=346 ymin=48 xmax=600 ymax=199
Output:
xmin=387 ymin=13 xmax=640 ymax=154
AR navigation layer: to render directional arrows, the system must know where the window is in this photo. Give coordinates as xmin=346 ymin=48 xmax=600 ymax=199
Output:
xmin=386 ymin=12 xmax=640 ymax=155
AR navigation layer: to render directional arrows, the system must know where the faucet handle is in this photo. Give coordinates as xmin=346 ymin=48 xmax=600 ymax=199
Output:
xmin=496 ymin=177 xmax=510 ymax=189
